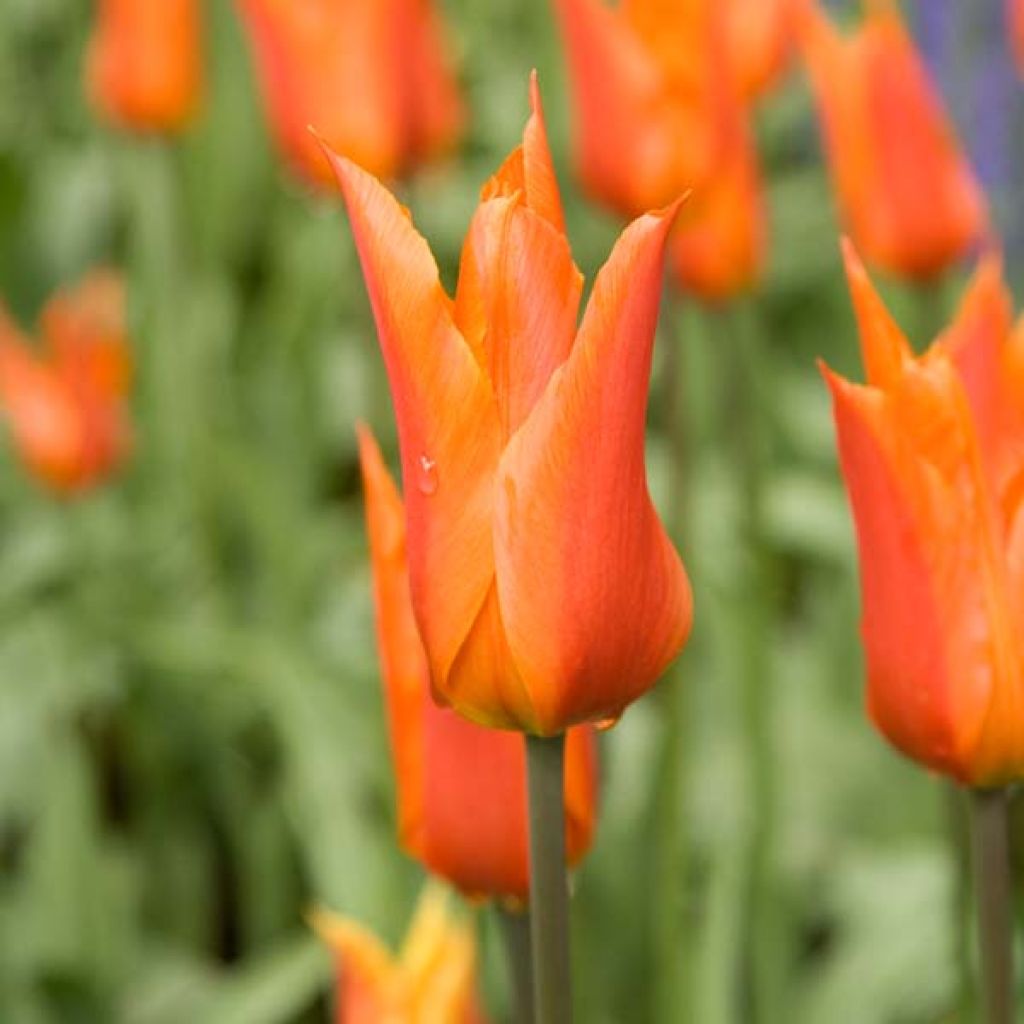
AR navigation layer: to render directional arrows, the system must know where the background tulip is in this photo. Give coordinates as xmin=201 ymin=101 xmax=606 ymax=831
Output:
xmin=800 ymin=0 xmax=988 ymax=280
xmin=312 ymin=885 xmax=488 ymax=1023
xmin=824 ymin=241 xmax=1024 ymax=787
xmin=359 ymin=425 xmax=598 ymax=899
xmin=0 ymin=272 xmax=130 ymax=494
xmin=238 ymin=0 xmax=464 ymax=187
xmin=1011 ymin=0 xmax=1024 ymax=75
xmin=86 ymin=0 xmax=202 ymax=133
xmin=328 ymin=76 xmax=691 ymax=735
xmin=726 ymin=0 xmax=796 ymax=100
xmin=553 ymin=0 xmax=726 ymax=218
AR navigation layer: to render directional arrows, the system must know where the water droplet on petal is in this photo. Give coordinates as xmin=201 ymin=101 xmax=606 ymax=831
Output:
xmin=595 ymin=714 xmax=620 ymax=733
xmin=416 ymin=454 xmax=438 ymax=495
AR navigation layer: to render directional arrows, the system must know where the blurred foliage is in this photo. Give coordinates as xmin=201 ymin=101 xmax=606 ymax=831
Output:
xmin=0 ymin=0 xmax=1022 ymax=1022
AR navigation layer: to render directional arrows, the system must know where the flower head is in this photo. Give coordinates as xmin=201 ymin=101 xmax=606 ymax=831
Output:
xmin=86 ymin=0 xmax=202 ymax=133
xmin=311 ymin=885 xmax=488 ymax=1023
xmin=238 ymin=0 xmax=464 ymax=186
xmin=824 ymin=239 xmax=1024 ymax=786
xmin=0 ymin=272 xmax=131 ymax=494
xmin=800 ymin=0 xmax=987 ymax=279
xmin=328 ymin=75 xmax=692 ymax=734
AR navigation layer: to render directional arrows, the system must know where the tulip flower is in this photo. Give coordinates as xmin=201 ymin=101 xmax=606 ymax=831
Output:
xmin=86 ymin=0 xmax=202 ymax=133
xmin=312 ymin=884 xmax=488 ymax=1022
xmin=554 ymin=0 xmax=729 ymax=218
xmin=726 ymin=0 xmax=796 ymax=99
xmin=238 ymin=0 xmax=464 ymax=187
xmin=800 ymin=0 xmax=987 ymax=280
xmin=326 ymin=75 xmax=692 ymax=735
xmin=1011 ymin=0 xmax=1024 ymax=75
xmin=0 ymin=272 xmax=131 ymax=494
xmin=359 ymin=426 xmax=598 ymax=899
xmin=823 ymin=239 xmax=1024 ymax=787
xmin=670 ymin=88 xmax=765 ymax=301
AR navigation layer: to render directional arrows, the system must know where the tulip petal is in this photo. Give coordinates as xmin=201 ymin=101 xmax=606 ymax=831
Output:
xmin=841 ymin=239 xmax=912 ymax=388
xmin=358 ymin=425 xmax=426 ymax=856
xmin=481 ymin=72 xmax=565 ymax=233
xmin=359 ymin=427 xmax=598 ymax=894
xmin=933 ymin=255 xmax=1024 ymax=497
xmin=328 ymin=149 xmax=502 ymax=695
xmin=554 ymin=0 xmax=696 ymax=215
xmin=453 ymin=194 xmax=583 ymax=439
xmin=494 ymin=203 xmax=692 ymax=733
xmin=403 ymin=0 xmax=465 ymax=166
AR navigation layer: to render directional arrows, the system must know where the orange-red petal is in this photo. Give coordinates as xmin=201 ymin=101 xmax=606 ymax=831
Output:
xmin=493 ymin=202 xmax=693 ymax=734
xmin=670 ymin=105 xmax=764 ymax=301
xmin=86 ymin=0 xmax=202 ymax=133
xmin=554 ymin=0 xmax=701 ymax=216
xmin=329 ymin=149 xmax=503 ymax=706
xmin=358 ymin=426 xmax=598 ymax=897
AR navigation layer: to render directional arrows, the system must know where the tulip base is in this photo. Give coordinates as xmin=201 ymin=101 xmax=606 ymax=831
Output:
xmin=498 ymin=905 xmax=535 ymax=1024
xmin=526 ymin=733 xmax=572 ymax=1024
xmin=969 ymin=787 xmax=1015 ymax=1024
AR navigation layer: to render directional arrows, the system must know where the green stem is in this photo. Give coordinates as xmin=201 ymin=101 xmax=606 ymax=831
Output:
xmin=526 ymin=733 xmax=572 ymax=1024
xmin=652 ymin=298 xmax=692 ymax=1022
xmin=946 ymin=783 xmax=976 ymax=1020
xmin=498 ymin=905 xmax=535 ymax=1024
xmin=969 ymin=788 xmax=1015 ymax=1024
xmin=719 ymin=301 xmax=781 ymax=1024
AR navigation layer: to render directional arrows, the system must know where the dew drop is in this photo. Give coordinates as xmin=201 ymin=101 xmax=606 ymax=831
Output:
xmin=416 ymin=454 xmax=439 ymax=495
xmin=595 ymin=714 xmax=621 ymax=733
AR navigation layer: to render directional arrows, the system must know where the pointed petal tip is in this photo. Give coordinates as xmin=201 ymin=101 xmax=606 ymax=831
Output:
xmin=528 ymin=68 xmax=541 ymax=106
xmin=839 ymin=236 xmax=866 ymax=279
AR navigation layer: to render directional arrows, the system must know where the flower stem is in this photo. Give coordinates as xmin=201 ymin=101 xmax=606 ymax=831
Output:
xmin=719 ymin=301 xmax=782 ymax=1024
xmin=498 ymin=905 xmax=535 ymax=1024
xmin=969 ymin=787 xmax=1015 ymax=1024
xmin=526 ymin=733 xmax=572 ymax=1024
xmin=652 ymin=297 xmax=693 ymax=1022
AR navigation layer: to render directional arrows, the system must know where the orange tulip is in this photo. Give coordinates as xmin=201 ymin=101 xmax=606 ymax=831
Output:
xmin=359 ymin=426 xmax=598 ymax=899
xmin=86 ymin=0 xmax=202 ymax=133
xmin=326 ymin=75 xmax=692 ymax=735
xmin=824 ymin=239 xmax=1024 ymax=787
xmin=670 ymin=86 xmax=765 ymax=300
xmin=726 ymin=0 xmax=796 ymax=99
xmin=312 ymin=884 xmax=488 ymax=1023
xmin=554 ymin=0 xmax=729 ymax=218
xmin=1011 ymin=0 xmax=1024 ymax=75
xmin=554 ymin=0 xmax=765 ymax=300
xmin=800 ymin=0 xmax=987 ymax=280
xmin=238 ymin=0 xmax=464 ymax=187
xmin=0 ymin=272 xmax=131 ymax=494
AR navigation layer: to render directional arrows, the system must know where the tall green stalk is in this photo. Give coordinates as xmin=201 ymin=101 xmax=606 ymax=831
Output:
xmin=719 ymin=302 xmax=781 ymax=1024
xmin=526 ymin=733 xmax=572 ymax=1024
xmin=969 ymin=788 xmax=1015 ymax=1024
xmin=498 ymin=905 xmax=535 ymax=1024
xmin=652 ymin=300 xmax=694 ymax=1023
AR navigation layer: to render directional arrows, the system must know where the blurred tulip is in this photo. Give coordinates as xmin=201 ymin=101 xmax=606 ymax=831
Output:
xmin=1011 ymin=0 xmax=1024 ymax=75
xmin=359 ymin=426 xmax=598 ymax=900
xmin=554 ymin=0 xmax=766 ymax=300
xmin=553 ymin=0 xmax=728 ymax=217
xmin=327 ymin=75 xmax=692 ymax=734
xmin=0 ymin=272 xmax=131 ymax=494
xmin=312 ymin=884 xmax=488 ymax=1022
xmin=824 ymin=239 xmax=1024 ymax=786
xmin=670 ymin=88 xmax=765 ymax=301
xmin=86 ymin=0 xmax=202 ymax=133
xmin=800 ymin=0 xmax=987 ymax=280
xmin=238 ymin=0 xmax=464 ymax=187
xmin=727 ymin=0 xmax=796 ymax=99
